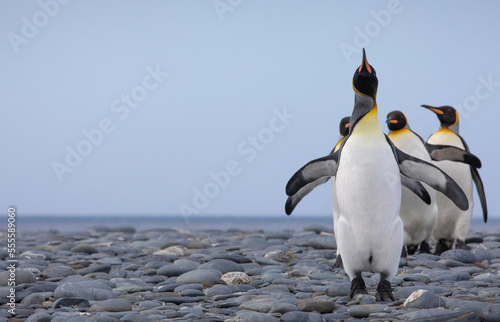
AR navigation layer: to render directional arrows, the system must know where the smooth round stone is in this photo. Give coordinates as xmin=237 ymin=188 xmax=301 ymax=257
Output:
xmin=42 ymin=266 xmax=77 ymax=278
xmin=54 ymin=278 xmax=114 ymax=301
xmin=70 ymin=244 xmax=98 ymax=254
xmin=96 ymin=257 xmax=122 ymax=265
xmin=428 ymin=271 xmax=470 ymax=282
xmin=145 ymin=261 xmax=170 ymax=269
xmin=347 ymin=305 xmax=372 ymax=318
xmin=295 ymin=299 xmax=336 ymax=314
xmin=281 ymin=311 xmax=324 ymax=322
xmin=439 ymin=259 xmax=466 ymax=267
xmin=176 ymin=270 xmax=223 ymax=284
xmin=269 ymin=302 xmax=298 ymax=314
xmin=303 ymin=224 xmax=332 ymax=234
xmin=77 ymin=264 xmax=111 ymax=275
xmin=213 ymin=253 xmax=253 ymax=264
xmin=238 ymin=311 xmax=279 ymax=322
xmin=199 ymin=259 xmax=243 ymax=274
xmin=471 ymin=247 xmax=495 ymax=262
xmin=403 ymin=289 xmax=445 ymax=309
xmin=173 ymin=259 xmax=200 ymax=270
xmin=174 ymin=284 xmax=204 ymax=293
xmin=221 ymin=272 xmax=251 ymax=285
xmin=53 ymin=297 xmax=91 ymax=308
xmin=441 ymin=249 xmax=478 ymax=264
xmin=20 ymin=293 xmax=47 ymax=305
xmin=25 ymin=312 xmax=53 ymax=322
xmin=399 ymin=307 xmax=479 ymax=321
xmin=180 ymin=289 xmax=204 ymax=296
xmin=303 ymin=235 xmax=337 ymax=249
xmin=239 ymin=297 xmax=273 ymax=313
xmin=0 ymin=269 xmax=36 ymax=286
xmin=89 ymin=299 xmax=132 ymax=312
xmin=157 ymin=264 xmax=192 ymax=277
xmin=155 ymin=246 xmax=191 ymax=257
xmin=138 ymin=300 xmax=162 ymax=310
xmin=324 ymin=283 xmax=351 ymax=297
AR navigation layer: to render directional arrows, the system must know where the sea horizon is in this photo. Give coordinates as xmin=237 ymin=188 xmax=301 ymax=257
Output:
xmin=5 ymin=214 xmax=497 ymax=233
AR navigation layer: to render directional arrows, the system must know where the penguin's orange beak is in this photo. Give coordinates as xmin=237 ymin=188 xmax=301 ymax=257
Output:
xmin=421 ymin=105 xmax=444 ymax=115
xmin=387 ymin=120 xmax=398 ymax=124
xmin=358 ymin=48 xmax=372 ymax=74
xmin=345 ymin=123 xmax=350 ymax=129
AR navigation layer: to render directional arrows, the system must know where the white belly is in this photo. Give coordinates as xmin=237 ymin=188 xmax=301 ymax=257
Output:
xmin=390 ymin=130 xmax=438 ymax=246
xmin=428 ymin=131 xmax=474 ymax=241
xmin=335 ymin=131 xmax=403 ymax=280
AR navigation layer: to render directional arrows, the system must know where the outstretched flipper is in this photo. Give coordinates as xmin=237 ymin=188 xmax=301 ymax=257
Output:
xmin=285 ymin=152 xmax=339 ymax=196
xmin=394 ymin=147 xmax=469 ymax=211
xmin=425 ymin=143 xmax=482 ymax=168
xmin=471 ymin=167 xmax=487 ymax=223
xmin=400 ymin=174 xmax=431 ymax=205
xmin=285 ymin=177 xmax=330 ymax=215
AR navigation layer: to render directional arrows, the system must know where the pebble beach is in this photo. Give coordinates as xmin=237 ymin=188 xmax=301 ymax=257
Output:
xmin=1 ymin=219 xmax=500 ymax=321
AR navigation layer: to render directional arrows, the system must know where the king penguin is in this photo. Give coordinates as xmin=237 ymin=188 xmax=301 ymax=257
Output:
xmin=286 ymin=49 xmax=469 ymax=301
xmin=386 ymin=111 xmax=438 ymax=255
xmin=422 ymin=105 xmax=487 ymax=255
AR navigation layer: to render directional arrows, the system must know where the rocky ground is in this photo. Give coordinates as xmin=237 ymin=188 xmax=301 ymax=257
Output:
xmin=1 ymin=225 xmax=500 ymax=321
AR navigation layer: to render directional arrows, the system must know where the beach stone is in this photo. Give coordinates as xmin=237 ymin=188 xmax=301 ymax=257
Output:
xmin=407 ymin=259 xmax=448 ymax=269
xmin=347 ymin=304 xmax=391 ymax=318
xmin=269 ymin=302 xmax=298 ymax=314
xmin=138 ymin=300 xmax=162 ymax=310
xmin=54 ymin=278 xmax=114 ymax=300
xmin=221 ymin=271 xmax=251 ymax=284
xmin=173 ymin=259 xmax=200 ymax=270
xmin=399 ymin=307 xmax=480 ymax=322
xmin=176 ymin=269 xmax=223 ymax=284
xmin=214 ymin=253 xmax=253 ymax=264
xmin=0 ymin=269 xmax=36 ymax=286
xmin=441 ymin=249 xmax=478 ymax=264
xmin=53 ymin=297 xmax=91 ymax=308
xmin=303 ymin=235 xmax=337 ymax=249
xmin=237 ymin=311 xmax=279 ymax=322
xmin=25 ymin=312 xmax=53 ymax=322
xmin=264 ymin=249 xmax=297 ymax=262
xmin=78 ymin=264 xmax=112 ymax=275
xmin=281 ymin=311 xmax=324 ymax=322
xmin=157 ymin=264 xmax=192 ymax=277
xmin=43 ymin=265 xmax=77 ymax=278
xmin=155 ymin=246 xmax=191 ymax=257
xmin=428 ymin=271 xmax=470 ymax=282
xmin=295 ymin=299 xmax=335 ymax=313
xmin=180 ymin=289 xmax=204 ymax=296
xmin=239 ymin=297 xmax=273 ymax=313
xmin=446 ymin=298 xmax=500 ymax=321
xmin=174 ymin=283 xmax=203 ymax=293
xmin=199 ymin=259 xmax=243 ymax=273
xmin=403 ymin=289 xmax=445 ymax=309
xmin=71 ymin=244 xmax=98 ymax=254
xmin=304 ymin=224 xmax=331 ymax=234
xmin=324 ymin=283 xmax=351 ymax=297
xmin=21 ymin=293 xmax=47 ymax=305
xmin=89 ymin=298 xmax=132 ymax=312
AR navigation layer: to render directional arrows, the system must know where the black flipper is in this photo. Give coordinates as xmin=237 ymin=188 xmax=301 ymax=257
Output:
xmin=285 ymin=152 xmax=339 ymax=196
xmin=285 ymin=177 xmax=330 ymax=215
xmin=394 ymin=146 xmax=469 ymax=211
xmin=425 ymin=143 xmax=482 ymax=168
xmin=400 ymin=174 xmax=431 ymax=205
xmin=471 ymin=167 xmax=487 ymax=223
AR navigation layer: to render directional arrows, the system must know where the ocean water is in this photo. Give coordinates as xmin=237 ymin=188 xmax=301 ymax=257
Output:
xmin=7 ymin=214 xmax=499 ymax=233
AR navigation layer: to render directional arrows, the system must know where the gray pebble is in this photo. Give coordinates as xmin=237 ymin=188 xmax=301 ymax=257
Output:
xmin=199 ymin=259 xmax=243 ymax=273
xmin=176 ymin=269 xmax=223 ymax=284
xmin=71 ymin=244 xmax=98 ymax=254
xmin=53 ymin=297 xmax=91 ymax=308
xmin=324 ymin=283 xmax=351 ymax=297
xmin=89 ymin=299 xmax=132 ymax=312
xmin=281 ymin=311 xmax=324 ymax=322
xmin=295 ymin=298 xmax=336 ymax=313
xmin=42 ymin=265 xmax=77 ymax=278
xmin=441 ymin=249 xmax=478 ymax=264
xmin=156 ymin=264 xmax=192 ymax=277
xmin=403 ymin=289 xmax=446 ymax=309
xmin=0 ymin=269 xmax=36 ymax=286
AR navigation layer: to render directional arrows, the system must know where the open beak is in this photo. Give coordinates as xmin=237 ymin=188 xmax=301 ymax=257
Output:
xmin=358 ymin=48 xmax=372 ymax=74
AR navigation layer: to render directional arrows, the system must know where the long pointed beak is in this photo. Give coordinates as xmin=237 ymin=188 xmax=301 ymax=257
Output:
xmin=358 ymin=48 xmax=372 ymax=74
xmin=421 ymin=104 xmax=444 ymax=115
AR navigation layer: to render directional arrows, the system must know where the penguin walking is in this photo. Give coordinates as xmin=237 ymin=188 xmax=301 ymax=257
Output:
xmin=386 ymin=110 xmax=481 ymax=256
xmin=422 ymin=105 xmax=487 ymax=255
xmin=286 ymin=50 xmax=469 ymax=301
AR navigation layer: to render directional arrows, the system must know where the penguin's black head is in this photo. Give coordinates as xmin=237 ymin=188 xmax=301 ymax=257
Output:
xmin=421 ymin=105 xmax=458 ymax=127
xmin=339 ymin=116 xmax=350 ymax=137
xmin=353 ymin=48 xmax=378 ymax=98
xmin=386 ymin=110 xmax=407 ymax=131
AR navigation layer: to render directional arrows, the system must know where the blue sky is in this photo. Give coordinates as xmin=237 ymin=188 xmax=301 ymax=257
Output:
xmin=1 ymin=1 xmax=499 ymax=221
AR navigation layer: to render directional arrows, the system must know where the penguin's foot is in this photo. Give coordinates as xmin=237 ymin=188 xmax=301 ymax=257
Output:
xmin=434 ymin=239 xmax=450 ymax=255
xmin=419 ymin=241 xmax=431 ymax=254
xmin=400 ymin=247 xmax=407 ymax=258
xmin=407 ymin=244 xmax=418 ymax=255
xmin=455 ymin=239 xmax=471 ymax=250
xmin=349 ymin=276 xmax=368 ymax=298
xmin=376 ymin=279 xmax=394 ymax=302
xmin=333 ymin=254 xmax=343 ymax=269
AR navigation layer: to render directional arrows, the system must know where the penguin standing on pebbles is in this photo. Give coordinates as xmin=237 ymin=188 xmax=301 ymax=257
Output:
xmin=386 ymin=111 xmax=480 ymax=256
xmin=286 ymin=50 xmax=469 ymax=301
xmin=422 ymin=105 xmax=487 ymax=255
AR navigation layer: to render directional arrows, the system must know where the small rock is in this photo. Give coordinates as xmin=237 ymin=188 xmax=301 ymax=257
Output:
xmin=0 ymin=269 xmax=36 ymax=286
xmin=89 ymin=299 xmax=132 ymax=312
xmin=403 ymin=289 xmax=445 ymax=309
xmin=176 ymin=270 xmax=223 ymax=284
xmin=157 ymin=264 xmax=192 ymax=277
xmin=221 ymin=272 xmax=251 ymax=285
xmin=154 ymin=246 xmax=191 ymax=257
xmin=281 ymin=311 xmax=324 ymax=322
xmin=441 ymin=249 xmax=477 ymax=264
xmin=199 ymin=259 xmax=243 ymax=274
xmin=295 ymin=299 xmax=336 ymax=313
xmin=269 ymin=302 xmax=298 ymax=314
xmin=53 ymin=297 xmax=90 ymax=308
xmin=42 ymin=266 xmax=77 ymax=279
xmin=70 ymin=244 xmax=98 ymax=254
xmin=324 ymin=283 xmax=351 ymax=297
xmin=239 ymin=297 xmax=273 ymax=313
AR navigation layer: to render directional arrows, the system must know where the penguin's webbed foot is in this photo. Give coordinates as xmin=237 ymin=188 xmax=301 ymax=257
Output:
xmin=407 ymin=244 xmax=418 ymax=255
xmin=375 ymin=279 xmax=394 ymax=302
xmin=434 ymin=239 xmax=450 ymax=255
xmin=349 ymin=276 xmax=367 ymax=298
xmin=419 ymin=241 xmax=431 ymax=254
xmin=333 ymin=254 xmax=343 ymax=269
xmin=455 ymin=239 xmax=471 ymax=250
